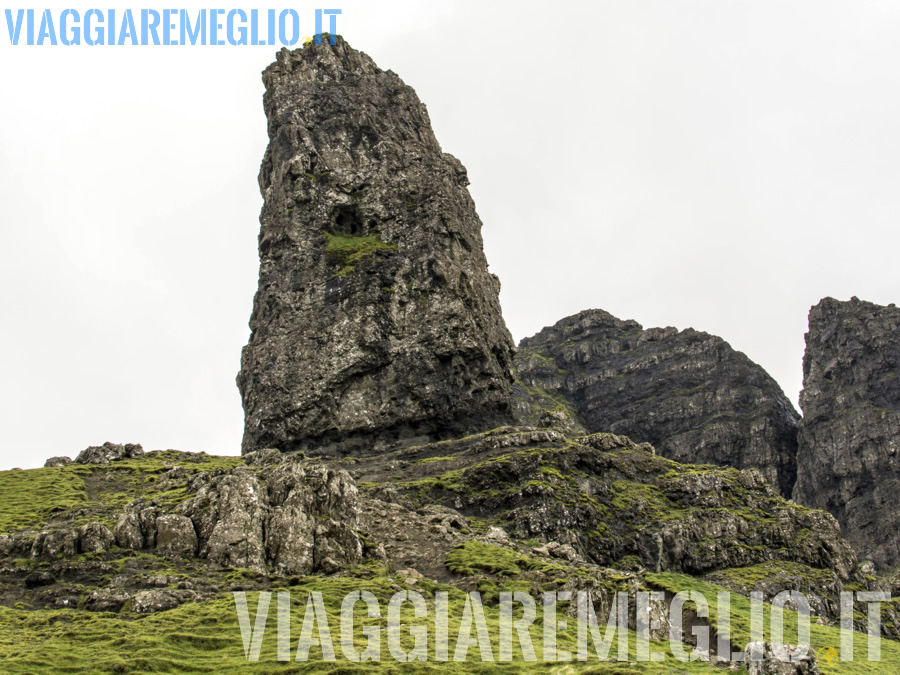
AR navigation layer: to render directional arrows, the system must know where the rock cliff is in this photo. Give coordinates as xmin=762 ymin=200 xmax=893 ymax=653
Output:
xmin=237 ymin=38 xmax=516 ymax=456
xmin=514 ymin=309 xmax=801 ymax=496
xmin=793 ymin=297 xmax=900 ymax=569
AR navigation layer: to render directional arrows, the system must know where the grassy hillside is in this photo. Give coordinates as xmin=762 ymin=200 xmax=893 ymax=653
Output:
xmin=1 ymin=565 xmax=721 ymax=674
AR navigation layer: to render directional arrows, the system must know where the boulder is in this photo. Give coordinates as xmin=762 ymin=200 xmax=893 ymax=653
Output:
xmin=43 ymin=456 xmax=72 ymax=467
xmin=74 ymin=442 xmax=144 ymax=465
xmin=24 ymin=571 xmax=56 ymax=588
xmin=78 ymin=521 xmax=115 ymax=554
xmin=131 ymin=589 xmax=187 ymax=614
xmin=86 ymin=589 xmax=130 ymax=613
xmin=155 ymin=515 xmax=198 ymax=558
xmin=744 ymin=642 xmax=819 ymax=674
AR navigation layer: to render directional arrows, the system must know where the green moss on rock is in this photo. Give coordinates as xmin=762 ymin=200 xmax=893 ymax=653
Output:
xmin=324 ymin=232 xmax=396 ymax=276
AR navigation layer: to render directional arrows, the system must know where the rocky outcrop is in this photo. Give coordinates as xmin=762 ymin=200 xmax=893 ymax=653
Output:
xmin=23 ymin=521 xmax=115 ymax=561
xmin=793 ymin=297 xmax=900 ymax=569
xmin=113 ymin=453 xmax=364 ymax=575
xmin=353 ymin=427 xmax=858 ymax=580
xmin=30 ymin=530 xmax=79 ymax=560
xmin=0 ymin=428 xmax=891 ymax=643
xmin=514 ymin=309 xmax=801 ymax=496
xmin=74 ymin=442 xmax=144 ymax=465
xmin=237 ymin=37 xmax=516 ymax=456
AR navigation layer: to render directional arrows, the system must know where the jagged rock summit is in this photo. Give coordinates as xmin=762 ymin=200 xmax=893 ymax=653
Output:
xmin=793 ymin=296 xmax=900 ymax=569
xmin=238 ymin=37 xmax=516 ymax=455
xmin=514 ymin=309 xmax=801 ymax=496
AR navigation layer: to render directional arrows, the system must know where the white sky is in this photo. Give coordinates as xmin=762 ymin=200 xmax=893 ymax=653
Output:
xmin=2 ymin=1 xmax=899 ymax=469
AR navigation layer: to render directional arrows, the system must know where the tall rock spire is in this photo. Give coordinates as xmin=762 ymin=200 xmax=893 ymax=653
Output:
xmin=238 ymin=38 xmax=516 ymax=455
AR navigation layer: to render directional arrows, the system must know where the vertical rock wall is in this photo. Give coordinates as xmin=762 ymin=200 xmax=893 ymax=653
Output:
xmin=793 ymin=297 xmax=900 ymax=569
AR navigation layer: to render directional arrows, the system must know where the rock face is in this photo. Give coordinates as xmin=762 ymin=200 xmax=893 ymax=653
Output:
xmin=793 ymin=297 xmax=900 ymax=569
xmin=354 ymin=428 xmax=858 ymax=581
xmin=514 ymin=309 xmax=800 ymax=496
xmin=111 ymin=453 xmax=365 ymax=575
xmin=25 ymin=522 xmax=114 ymax=560
xmin=237 ymin=38 xmax=516 ymax=456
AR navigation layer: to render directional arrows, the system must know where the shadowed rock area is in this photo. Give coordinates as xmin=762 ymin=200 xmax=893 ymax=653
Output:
xmin=513 ymin=309 xmax=801 ymax=496
xmin=237 ymin=37 xmax=516 ymax=456
xmin=793 ymin=297 xmax=900 ymax=569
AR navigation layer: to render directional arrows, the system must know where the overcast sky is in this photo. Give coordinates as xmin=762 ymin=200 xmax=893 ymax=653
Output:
xmin=2 ymin=1 xmax=899 ymax=469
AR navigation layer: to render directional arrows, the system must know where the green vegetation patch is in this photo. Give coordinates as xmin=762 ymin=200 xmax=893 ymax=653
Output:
xmin=0 ymin=452 xmax=245 ymax=534
xmin=609 ymin=480 xmax=684 ymax=522
xmin=705 ymin=561 xmax=835 ymax=595
xmin=444 ymin=542 xmax=593 ymax=584
xmin=445 ymin=542 xmax=529 ymax=577
xmin=324 ymin=232 xmax=396 ymax=276
xmin=0 ymin=468 xmax=88 ymax=532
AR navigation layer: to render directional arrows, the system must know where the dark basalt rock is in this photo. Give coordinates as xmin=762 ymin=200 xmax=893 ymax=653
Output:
xmin=793 ymin=296 xmax=900 ymax=569
xmin=514 ymin=309 xmax=801 ymax=496
xmin=237 ymin=37 xmax=516 ymax=456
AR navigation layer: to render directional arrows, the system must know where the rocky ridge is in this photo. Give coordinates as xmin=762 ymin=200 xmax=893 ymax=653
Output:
xmin=793 ymin=297 xmax=900 ymax=569
xmin=237 ymin=37 xmax=516 ymax=457
xmin=514 ymin=309 xmax=801 ymax=497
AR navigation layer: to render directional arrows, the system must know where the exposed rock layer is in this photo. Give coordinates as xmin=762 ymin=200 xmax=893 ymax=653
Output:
xmin=237 ymin=38 xmax=516 ymax=455
xmin=514 ymin=309 xmax=800 ymax=496
xmin=793 ymin=297 xmax=900 ymax=569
